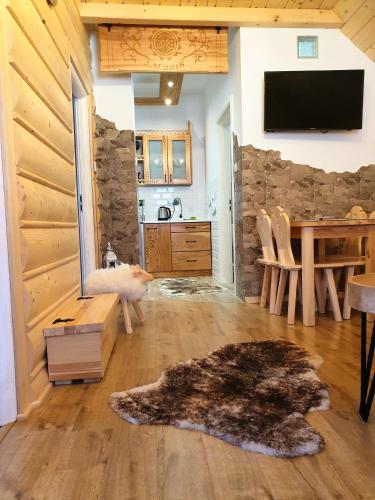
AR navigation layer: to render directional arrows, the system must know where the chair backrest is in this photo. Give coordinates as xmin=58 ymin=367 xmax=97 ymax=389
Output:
xmin=271 ymin=206 xmax=295 ymax=266
xmin=257 ymin=209 xmax=276 ymax=263
xmin=344 ymin=205 xmax=368 ymax=256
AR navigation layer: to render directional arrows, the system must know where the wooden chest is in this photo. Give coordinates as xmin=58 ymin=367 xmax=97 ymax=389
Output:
xmin=44 ymin=293 xmax=121 ymax=383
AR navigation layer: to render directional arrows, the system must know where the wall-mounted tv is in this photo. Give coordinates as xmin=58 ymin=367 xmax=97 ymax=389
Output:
xmin=264 ymin=70 xmax=364 ymax=132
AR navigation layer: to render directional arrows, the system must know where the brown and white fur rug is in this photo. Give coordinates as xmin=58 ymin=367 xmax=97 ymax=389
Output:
xmin=109 ymin=340 xmax=330 ymax=458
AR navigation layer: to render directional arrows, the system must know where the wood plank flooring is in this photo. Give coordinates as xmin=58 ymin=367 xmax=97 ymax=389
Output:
xmin=1 ymin=298 xmax=375 ymax=500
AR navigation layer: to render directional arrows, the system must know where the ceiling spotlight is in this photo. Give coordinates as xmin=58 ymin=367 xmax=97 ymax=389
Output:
xmin=165 ymin=98 xmax=172 ymax=106
xmin=167 ymin=81 xmax=174 ymax=88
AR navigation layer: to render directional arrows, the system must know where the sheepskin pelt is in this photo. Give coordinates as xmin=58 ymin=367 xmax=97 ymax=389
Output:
xmin=85 ymin=264 xmax=145 ymax=303
xmin=109 ymin=340 xmax=330 ymax=458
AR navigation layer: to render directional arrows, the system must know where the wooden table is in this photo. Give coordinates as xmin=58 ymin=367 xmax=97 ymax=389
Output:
xmin=290 ymin=219 xmax=375 ymax=326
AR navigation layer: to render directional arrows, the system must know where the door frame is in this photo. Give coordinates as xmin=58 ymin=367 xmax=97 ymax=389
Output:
xmin=216 ymin=96 xmax=236 ymax=288
xmin=72 ymin=66 xmax=96 ymax=288
xmin=0 ymin=118 xmax=17 ymax=426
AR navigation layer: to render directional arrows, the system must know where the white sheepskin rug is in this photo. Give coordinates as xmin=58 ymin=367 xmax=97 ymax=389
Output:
xmin=85 ymin=264 xmax=146 ymax=303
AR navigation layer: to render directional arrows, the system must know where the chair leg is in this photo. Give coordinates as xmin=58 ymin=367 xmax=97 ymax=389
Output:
xmin=343 ymin=266 xmax=355 ymax=320
xmin=324 ymin=269 xmax=342 ymax=322
xmin=314 ymin=269 xmax=326 ymax=314
xmin=274 ymin=269 xmax=288 ymax=316
xmin=297 ymin=272 xmax=302 ymax=304
xmin=260 ymin=266 xmax=272 ymax=308
xmin=269 ymin=267 xmax=280 ymax=314
xmin=288 ymin=270 xmax=299 ymax=325
xmin=132 ymin=301 xmax=144 ymax=323
xmin=121 ymin=297 xmax=133 ymax=334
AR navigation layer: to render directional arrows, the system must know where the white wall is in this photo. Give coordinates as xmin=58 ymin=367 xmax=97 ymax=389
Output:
xmin=0 ymin=139 xmax=17 ymax=425
xmin=239 ymin=28 xmax=375 ymax=172
xmin=90 ymin=32 xmax=135 ymax=130
xmin=204 ymin=29 xmax=242 ymax=283
xmin=136 ymin=93 xmax=207 ymax=221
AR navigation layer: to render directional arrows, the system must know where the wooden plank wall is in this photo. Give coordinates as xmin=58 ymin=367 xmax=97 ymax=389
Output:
xmin=335 ymin=0 xmax=375 ymax=62
xmin=0 ymin=0 xmax=93 ymax=419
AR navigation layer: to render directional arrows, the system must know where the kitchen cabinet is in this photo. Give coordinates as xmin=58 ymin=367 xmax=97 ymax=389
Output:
xmin=136 ymin=128 xmax=192 ymax=186
xmin=144 ymin=223 xmax=172 ymax=273
xmin=144 ymin=222 xmax=211 ymax=277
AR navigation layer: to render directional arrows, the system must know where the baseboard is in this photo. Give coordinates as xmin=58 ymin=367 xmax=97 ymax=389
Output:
xmin=245 ymin=296 xmax=261 ymax=304
xmin=0 ymin=423 xmax=13 ymax=444
xmin=16 ymin=382 xmax=52 ymax=421
xmin=152 ymin=270 xmax=212 ymax=278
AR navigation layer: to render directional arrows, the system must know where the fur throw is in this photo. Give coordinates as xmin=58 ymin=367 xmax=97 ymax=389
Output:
xmin=85 ymin=264 xmax=152 ymax=303
xmin=109 ymin=340 xmax=330 ymax=458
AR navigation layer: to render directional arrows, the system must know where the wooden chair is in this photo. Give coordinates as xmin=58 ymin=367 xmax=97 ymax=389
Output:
xmin=271 ymin=206 xmax=344 ymax=324
xmin=341 ymin=206 xmax=367 ymax=319
xmin=257 ymin=209 xmax=279 ymax=313
xmin=344 ymin=206 xmax=368 ymax=257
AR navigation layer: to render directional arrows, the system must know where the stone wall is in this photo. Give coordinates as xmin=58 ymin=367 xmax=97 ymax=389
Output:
xmin=234 ymin=142 xmax=375 ymax=300
xmin=95 ymin=115 xmax=140 ymax=265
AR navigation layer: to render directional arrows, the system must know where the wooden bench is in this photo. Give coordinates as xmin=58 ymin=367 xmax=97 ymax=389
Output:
xmin=44 ymin=293 xmax=122 ymax=384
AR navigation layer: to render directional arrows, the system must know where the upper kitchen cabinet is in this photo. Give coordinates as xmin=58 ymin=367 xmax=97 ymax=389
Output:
xmin=168 ymin=134 xmax=191 ymax=185
xmin=143 ymin=135 xmax=168 ymax=185
xmin=136 ymin=125 xmax=192 ymax=186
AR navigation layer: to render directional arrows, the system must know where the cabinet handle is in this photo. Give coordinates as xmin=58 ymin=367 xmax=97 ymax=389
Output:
xmin=169 ymin=173 xmax=173 ymax=182
xmin=164 ymin=174 xmax=167 ymax=182
xmin=186 ymin=240 xmax=197 ymax=243
xmin=187 ymin=259 xmax=198 ymax=262
xmin=186 ymin=226 xmax=196 ymax=229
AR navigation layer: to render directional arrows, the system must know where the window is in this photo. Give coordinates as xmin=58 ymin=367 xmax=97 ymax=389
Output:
xmin=297 ymin=36 xmax=318 ymax=59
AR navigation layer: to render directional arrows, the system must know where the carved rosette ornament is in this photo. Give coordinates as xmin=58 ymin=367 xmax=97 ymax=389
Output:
xmin=151 ymin=29 xmax=180 ymax=58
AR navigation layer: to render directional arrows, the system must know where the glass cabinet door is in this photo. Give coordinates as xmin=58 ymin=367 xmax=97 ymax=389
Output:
xmin=168 ymin=134 xmax=192 ymax=185
xmin=144 ymin=135 xmax=168 ymax=184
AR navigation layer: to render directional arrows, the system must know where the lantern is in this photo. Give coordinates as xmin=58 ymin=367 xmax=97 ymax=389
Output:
xmin=103 ymin=242 xmax=118 ymax=268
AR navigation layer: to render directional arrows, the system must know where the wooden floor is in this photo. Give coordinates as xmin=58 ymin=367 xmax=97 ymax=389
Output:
xmin=1 ymin=298 xmax=375 ymax=500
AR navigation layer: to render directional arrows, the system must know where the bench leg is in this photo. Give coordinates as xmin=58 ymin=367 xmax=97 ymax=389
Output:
xmin=121 ymin=298 xmax=133 ymax=335
xmin=132 ymin=301 xmax=144 ymax=323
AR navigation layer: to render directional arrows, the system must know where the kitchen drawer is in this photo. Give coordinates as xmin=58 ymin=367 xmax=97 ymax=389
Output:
xmin=172 ymin=232 xmax=211 ymax=252
xmin=171 ymin=222 xmax=210 ymax=233
xmin=172 ymin=251 xmax=211 ymax=271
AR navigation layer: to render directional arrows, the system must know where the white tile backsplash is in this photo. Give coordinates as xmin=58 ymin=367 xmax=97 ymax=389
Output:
xmin=138 ymin=186 xmax=208 ymax=222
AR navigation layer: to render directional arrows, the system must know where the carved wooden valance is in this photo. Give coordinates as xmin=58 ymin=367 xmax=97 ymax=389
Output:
xmin=98 ymin=25 xmax=228 ymax=73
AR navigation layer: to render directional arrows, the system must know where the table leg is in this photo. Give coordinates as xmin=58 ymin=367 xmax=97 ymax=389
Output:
xmin=360 ymin=312 xmax=375 ymax=422
xmin=301 ymin=227 xmax=315 ymax=326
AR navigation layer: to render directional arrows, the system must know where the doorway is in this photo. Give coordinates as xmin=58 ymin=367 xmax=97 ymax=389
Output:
xmin=72 ymin=68 xmax=96 ymax=289
xmin=217 ymin=101 xmax=235 ymax=286
xmin=0 ymin=129 xmax=17 ymax=426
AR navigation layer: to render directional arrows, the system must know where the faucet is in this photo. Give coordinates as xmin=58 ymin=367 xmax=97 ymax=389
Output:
xmin=173 ymin=197 xmax=183 ymax=219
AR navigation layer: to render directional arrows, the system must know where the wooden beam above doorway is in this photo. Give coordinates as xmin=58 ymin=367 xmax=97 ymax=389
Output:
xmin=135 ymin=73 xmax=184 ymax=106
xmin=81 ymin=4 xmax=343 ymax=28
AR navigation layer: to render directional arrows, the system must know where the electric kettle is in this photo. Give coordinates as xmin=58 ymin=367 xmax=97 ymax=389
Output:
xmin=158 ymin=206 xmax=172 ymax=221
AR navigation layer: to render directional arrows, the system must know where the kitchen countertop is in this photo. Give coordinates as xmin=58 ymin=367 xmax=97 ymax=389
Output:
xmin=140 ymin=219 xmax=211 ymax=224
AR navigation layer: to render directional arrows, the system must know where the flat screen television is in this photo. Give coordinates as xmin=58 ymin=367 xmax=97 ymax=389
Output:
xmin=264 ymin=70 xmax=364 ymax=132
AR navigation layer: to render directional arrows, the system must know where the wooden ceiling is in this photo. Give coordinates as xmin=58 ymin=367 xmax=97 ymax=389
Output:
xmin=80 ymin=0 xmax=375 ymax=62
xmin=81 ymin=0 xmax=338 ymax=7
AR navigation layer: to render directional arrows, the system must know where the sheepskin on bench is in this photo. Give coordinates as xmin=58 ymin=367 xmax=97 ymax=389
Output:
xmin=85 ymin=264 xmax=154 ymax=334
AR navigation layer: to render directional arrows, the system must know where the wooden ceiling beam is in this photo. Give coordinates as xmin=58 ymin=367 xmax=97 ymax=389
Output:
xmin=80 ymin=4 xmax=343 ymax=28
xmin=135 ymin=73 xmax=184 ymax=106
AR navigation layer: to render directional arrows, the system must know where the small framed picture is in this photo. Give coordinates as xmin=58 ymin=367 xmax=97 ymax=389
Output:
xmin=297 ymin=36 xmax=318 ymax=59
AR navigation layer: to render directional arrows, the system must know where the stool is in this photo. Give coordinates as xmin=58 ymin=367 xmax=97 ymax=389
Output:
xmin=348 ymin=273 xmax=375 ymax=422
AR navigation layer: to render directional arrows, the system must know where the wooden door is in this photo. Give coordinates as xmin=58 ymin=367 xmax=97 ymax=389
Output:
xmin=167 ymin=134 xmax=192 ymax=185
xmin=143 ymin=135 xmax=168 ymax=185
xmin=144 ymin=223 xmax=171 ymax=272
